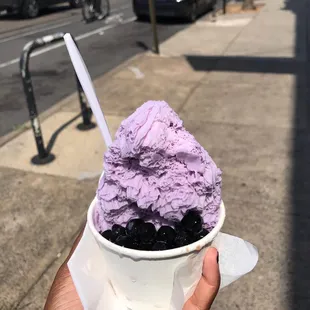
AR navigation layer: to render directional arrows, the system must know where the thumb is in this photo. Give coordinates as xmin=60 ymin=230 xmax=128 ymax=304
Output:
xmin=183 ymin=247 xmax=220 ymax=310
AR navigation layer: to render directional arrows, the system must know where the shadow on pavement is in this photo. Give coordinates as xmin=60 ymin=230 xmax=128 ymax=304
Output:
xmin=284 ymin=0 xmax=310 ymax=309
xmin=135 ymin=6 xmax=214 ymax=26
xmin=186 ymin=55 xmax=304 ymax=74
xmin=136 ymin=40 xmax=150 ymax=51
xmin=45 ymin=113 xmax=82 ymax=154
xmin=186 ymin=0 xmax=310 ymax=308
xmin=135 ymin=16 xmax=190 ymax=25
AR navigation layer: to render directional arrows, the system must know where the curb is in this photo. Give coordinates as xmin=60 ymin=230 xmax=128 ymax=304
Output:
xmin=0 ymin=52 xmax=145 ymax=148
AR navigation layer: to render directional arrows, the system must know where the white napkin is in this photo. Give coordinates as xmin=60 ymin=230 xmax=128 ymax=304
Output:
xmin=68 ymin=225 xmax=258 ymax=310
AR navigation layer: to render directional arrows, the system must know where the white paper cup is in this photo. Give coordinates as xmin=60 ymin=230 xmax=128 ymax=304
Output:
xmin=87 ymin=198 xmax=226 ymax=310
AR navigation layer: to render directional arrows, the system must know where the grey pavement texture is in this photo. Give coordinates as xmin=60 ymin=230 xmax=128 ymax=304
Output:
xmin=1 ymin=0 xmax=310 ymax=309
xmin=0 ymin=167 xmax=96 ymax=309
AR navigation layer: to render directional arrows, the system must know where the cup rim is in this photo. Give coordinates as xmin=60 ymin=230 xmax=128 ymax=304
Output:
xmin=87 ymin=197 xmax=226 ymax=259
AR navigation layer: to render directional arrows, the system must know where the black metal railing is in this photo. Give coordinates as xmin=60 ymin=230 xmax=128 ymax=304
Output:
xmin=20 ymin=32 xmax=96 ymax=165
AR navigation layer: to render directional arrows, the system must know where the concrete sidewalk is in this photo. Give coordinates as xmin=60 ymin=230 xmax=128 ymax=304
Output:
xmin=1 ymin=0 xmax=310 ymax=309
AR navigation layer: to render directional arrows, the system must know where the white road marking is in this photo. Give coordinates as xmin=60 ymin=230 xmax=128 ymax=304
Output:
xmin=0 ymin=18 xmax=136 ymax=69
xmin=75 ymin=23 xmax=115 ymax=40
xmin=0 ymin=4 xmax=132 ymax=44
xmin=105 ymin=13 xmax=124 ymax=24
xmin=0 ymin=58 xmax=19 ymax=68
xmin=120 ymin=16 xmax=137 ymax=24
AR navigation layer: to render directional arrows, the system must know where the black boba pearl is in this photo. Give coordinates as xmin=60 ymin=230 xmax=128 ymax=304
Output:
xmin=181 ymin=210 xmax=203 ymax=234
xmin=157 ymin=226 xmax=176 ymax=244
xmin=140 ymin=242 xmax=154 ymax=251
xmin=127 ymin=240 xmax=140 ymax=250
xmin=115 ymin=235 xmax=132 ymax=247
xmin=100 ymin=230 xmax=113 ymax=241
xmin=139 ymin=222 xmax=157 ymax=242
xmin=112 ymin=224 xmax=126 ymax=238
xmin=126 ymin=219 xmax=144 ymax=237
xmin=193 ymin=228 xmax=209 ymax=242
xmin=152 ymin=241 xmax=169 ymax=251
xmin=174 ymin=230 xmax=192 ymax=248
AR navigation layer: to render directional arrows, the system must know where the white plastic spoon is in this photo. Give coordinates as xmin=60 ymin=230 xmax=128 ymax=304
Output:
xmin=63 ymin=33 xmax=112 ymax=148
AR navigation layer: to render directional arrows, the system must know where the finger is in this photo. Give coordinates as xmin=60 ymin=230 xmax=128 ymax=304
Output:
xmin=44 ymin=223 xmax=86 ymax=310
xmin=183 ymin=247 xmax=220 ymax=310
xmin=44 ymin=267 xmax=83 ymax=310
xmin=63 ymin=222 xmax=86 ymax=265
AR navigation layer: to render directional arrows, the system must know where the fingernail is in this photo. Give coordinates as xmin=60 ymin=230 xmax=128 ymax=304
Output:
xmin=217 ymin=253 xmax=219 ymax=264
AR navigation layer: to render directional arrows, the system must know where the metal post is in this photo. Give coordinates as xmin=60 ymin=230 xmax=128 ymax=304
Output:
xmin=20 ymin=32 xmax=95 ymax=165
xmin=72 ymin=38 xmax=96 ymax=131
xmin=75 ymin=79 xmax=96 ymax=130
xmin=223 ymin=0 xmax=227 ymax=14
xmin=211 ymin=0 xmax=217 ymax=22
xmin=148 ymin=0 xmax=159 ymax=54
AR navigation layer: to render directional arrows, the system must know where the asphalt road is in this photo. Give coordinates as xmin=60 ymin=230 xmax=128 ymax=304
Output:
xmin=0 ymin=1 xmax=190 ymax=137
